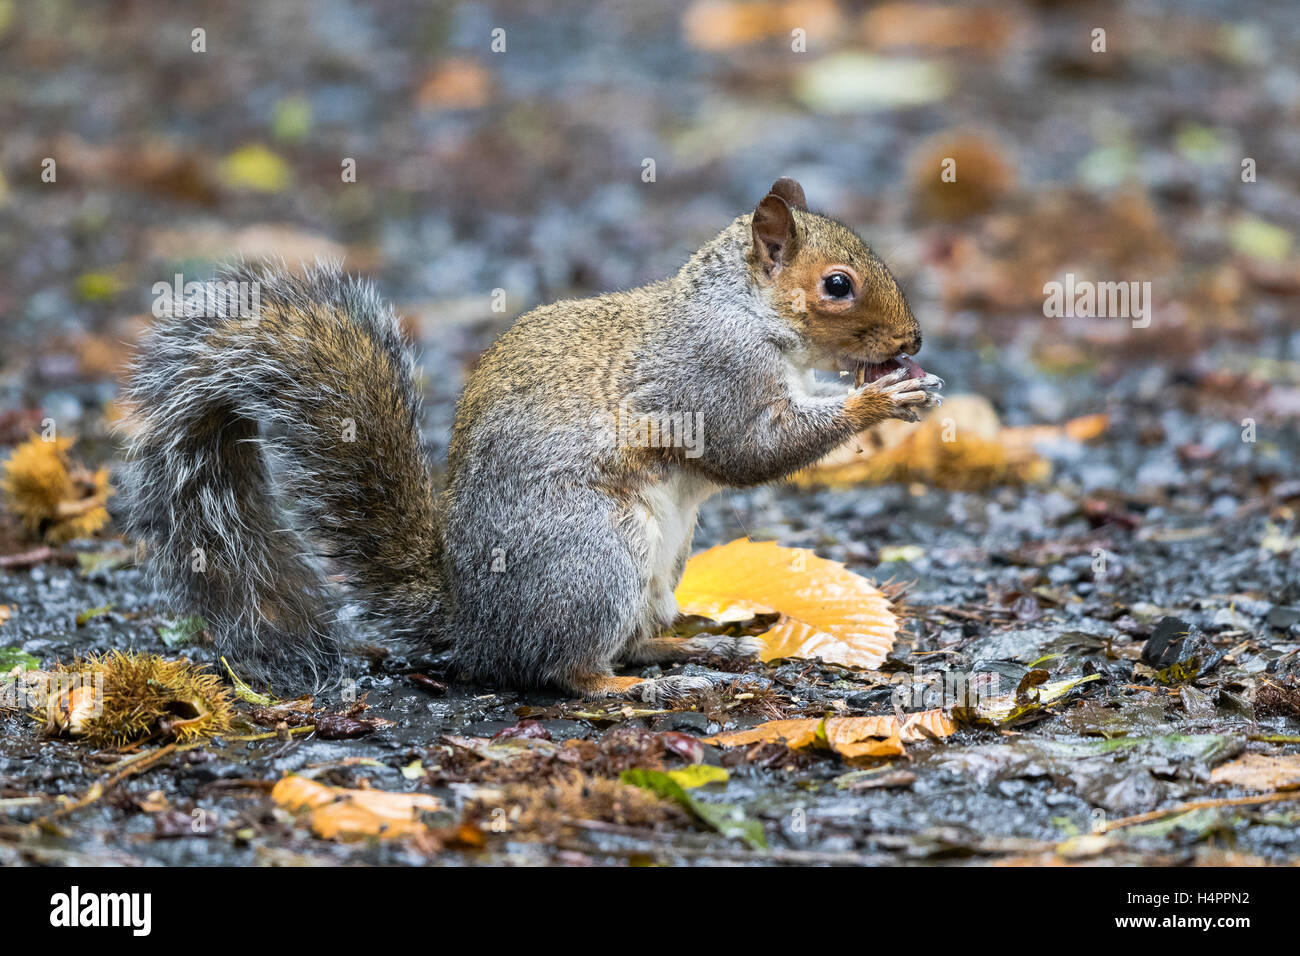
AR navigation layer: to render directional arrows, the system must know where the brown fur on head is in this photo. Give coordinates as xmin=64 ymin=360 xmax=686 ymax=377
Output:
xmin=748 ymin=178 xmax=921 ymax=369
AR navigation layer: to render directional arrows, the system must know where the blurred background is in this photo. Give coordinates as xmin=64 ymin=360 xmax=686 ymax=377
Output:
xmin=1 ymin=0 xmax=1298 ymax=591
xmin=4 ymin=0 xmax=1300 ymax=868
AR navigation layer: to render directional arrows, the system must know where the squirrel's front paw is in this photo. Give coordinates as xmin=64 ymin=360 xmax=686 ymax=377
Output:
xmin=861 ymin=369 xmax=944 ymax=423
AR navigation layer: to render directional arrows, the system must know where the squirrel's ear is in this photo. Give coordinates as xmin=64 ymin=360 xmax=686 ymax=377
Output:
xmin=752 ymin=194 xmax=798 ymax=275
xmin=768 ymin=177 xmax=807 ymax=211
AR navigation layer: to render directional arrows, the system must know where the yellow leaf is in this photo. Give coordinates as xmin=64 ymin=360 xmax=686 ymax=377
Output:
xmin=829 ymin=730 xmax=905 ymax=759
xmin=272 ymin=776 xmax=442 ymax=841
xmin=704 ymin=718 xmax=823 ymax=750
xmin=1229 ymin=217 xmax=1293 ymax=263
xmin=1210 ymin=754 xmax=1300 ymax=792
xmin=878 ymin=544 xmax=924 ymax=563
xmin=704 ymin=708 xmax=956 ymax=760
xmin=220 ymin=144 xmax=291 ymax=192
xmin=666 ymin=765 xmax=729 ymax=788
xmin=75 ymin=602 xmax=114 ymax=626
xmin=898 ymin=708 xmax=960 ymax=740
xmin=675 ymin=539 xmax=899 ymax=669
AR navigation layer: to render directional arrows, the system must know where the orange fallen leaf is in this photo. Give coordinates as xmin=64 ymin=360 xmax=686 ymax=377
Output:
xmin=704 ymin=709 xmax=956 ymax=760
xmin=862 ymin=3 xmax=1017 ymax=56
xmin=417 ymin=58 xmax=492 ymax=110
xmin=1209 ymin=754 xmax=1300 ymax=793
xmin=683 ymin=0 xmax=840 ymax=51
xmin=705 ymin=718 xmax=822 ymax=749
xmin=272 ymin=776 xmax=442 ymax=841
xmin=675 ymin=539 xmax=898 ymax=669
xmin=840 ymin=736 xmax=905 ymax=758
xmin=792 ymin=395 xmax=1107 ymax=491
xmin=1001 ymin=413 xmax=1110 ymax=450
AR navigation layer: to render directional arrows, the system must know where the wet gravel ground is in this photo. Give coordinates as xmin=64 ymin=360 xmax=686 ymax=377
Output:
xmin=3 ymin=0 xmax=1300 ymax=864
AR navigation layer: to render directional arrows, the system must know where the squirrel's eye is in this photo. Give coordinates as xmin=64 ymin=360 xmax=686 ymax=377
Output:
xmin=823 ymin=273 xmax=853 ymax=298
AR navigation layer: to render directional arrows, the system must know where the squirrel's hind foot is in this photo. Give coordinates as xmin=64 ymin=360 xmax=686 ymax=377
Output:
xmin=633 ymin=669 xmax=772 ymax=703
xmin=567 ymin=671 xmax=726 ymax=704
xmin=619 ymin=633 xmax=763 ymax=666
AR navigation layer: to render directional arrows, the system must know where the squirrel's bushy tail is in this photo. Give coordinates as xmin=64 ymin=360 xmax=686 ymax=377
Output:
xmin=122 ymin=263 xmax=444 ymax=688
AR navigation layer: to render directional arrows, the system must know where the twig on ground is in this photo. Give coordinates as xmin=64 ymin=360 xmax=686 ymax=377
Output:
xmin=1100 ymin=791 xmax=1300 ymax=832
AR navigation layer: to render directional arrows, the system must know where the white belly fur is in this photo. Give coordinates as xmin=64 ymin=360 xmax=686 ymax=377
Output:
xmin=636 ymin=472 xmax=716 ymax=635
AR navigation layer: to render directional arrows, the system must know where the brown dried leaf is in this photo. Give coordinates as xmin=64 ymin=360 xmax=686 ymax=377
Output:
xmin=908 ymin=130 xmax=1016 ymax=221
xmin=862 ymin=2 xmax=1017 ymax=56
xmin=704 ymin=709 xmax=956 ymax=760
xmin=271 ymin=776 xmax=442 ymax=841
xmin=794 ymin=396 xmax=1107 ymax=492
xmin=1209 ymin=754 xmax=1300 ymax=793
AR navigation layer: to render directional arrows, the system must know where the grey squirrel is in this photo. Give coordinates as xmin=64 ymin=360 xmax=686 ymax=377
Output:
xmin=123 ymin=178 xmax=942 ymax=701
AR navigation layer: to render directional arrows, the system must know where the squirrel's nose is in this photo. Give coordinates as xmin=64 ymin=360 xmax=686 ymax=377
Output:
xmin=902 ymin=331 xmax=922 ymax=355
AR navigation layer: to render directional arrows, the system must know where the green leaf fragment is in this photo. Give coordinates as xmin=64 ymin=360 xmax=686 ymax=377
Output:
xmin=272 ymin=96 xmax=313 ymax=142
xmin=1229 ymin=217 xmax=1293 ymax=263
xmin=75 ymin=603 xmax=114 ymax=626
xmin=620 ymin=768 xmax=767 ymax=850
xmin=221 ymin=656 xmax=278 ymax=706
xmin=77 ymin=550 xmax=134 ymax=576
xmin=75 ymin=271 xmax=123 ymax=302
xmin=0 ymin=646 xmax=41 ymax=675
xmin=158 ymin=616 xmax=206 ymax=647
xmin=1121 ymin=808 xmax=1228 ymax=841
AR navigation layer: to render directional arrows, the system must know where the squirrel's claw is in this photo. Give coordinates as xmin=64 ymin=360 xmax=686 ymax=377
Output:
xmin=862 ymin=369 xmax=944 ymax=422
xmin=874 ymin=367 xmax=911 ymax=388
